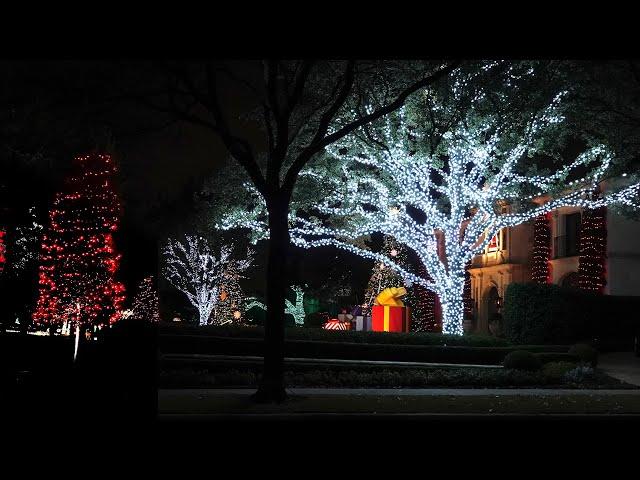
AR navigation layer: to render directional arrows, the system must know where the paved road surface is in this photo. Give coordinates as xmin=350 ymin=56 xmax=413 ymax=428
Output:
xmin=599 ymin=352 xmax=640 ymax=386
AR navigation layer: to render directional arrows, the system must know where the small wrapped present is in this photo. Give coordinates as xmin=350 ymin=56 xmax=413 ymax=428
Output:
xmin=323 ymin=319 xmax=349 ymax=330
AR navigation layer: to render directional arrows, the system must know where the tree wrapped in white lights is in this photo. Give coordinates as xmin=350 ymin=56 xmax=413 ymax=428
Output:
xmin=222 ymin=88 xmax=640 ymax=335
xmin=246 ymin=285 xmax=306 ymax=326
xmin=163 ymin=236 xmax=253 ymax=326
xmin=289 ymin=99 xmax=640 ymax=334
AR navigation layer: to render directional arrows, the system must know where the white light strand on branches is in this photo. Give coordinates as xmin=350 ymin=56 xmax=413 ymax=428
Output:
xmin=220 ymin=90 xmax=640 ymax=336
xmin=163 ymin=236 xmax=253 ymax=326
xmin=8 ymin=206 xmax=43 ymax=273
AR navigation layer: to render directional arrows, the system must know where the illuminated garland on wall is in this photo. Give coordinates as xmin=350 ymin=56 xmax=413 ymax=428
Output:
xmin=578 ymin=206 xmax=607 ymax=293
xmin=0 ymin=229 xmax=5 ymax=274
xmin=531 ymin=214 xmax=551 ymax=284
xmin=32 ymin=154 xmax=126 ymax=329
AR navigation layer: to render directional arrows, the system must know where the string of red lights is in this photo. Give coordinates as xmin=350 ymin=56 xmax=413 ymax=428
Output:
xmin=531 ymin=214 xmax=551 ymax=284
xmin=579 ymin=206 xmax=607 ymax=293
xmin=32 ymin=153 xmax=126 ymax=330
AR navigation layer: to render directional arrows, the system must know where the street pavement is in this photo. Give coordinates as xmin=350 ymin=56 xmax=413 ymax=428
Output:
xmin=599 ymin=351 xmax=640 ymax=386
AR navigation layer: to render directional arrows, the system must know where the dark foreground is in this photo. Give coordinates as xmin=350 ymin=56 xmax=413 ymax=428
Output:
xmin=0 ymin=322 xmax=158 ymax=427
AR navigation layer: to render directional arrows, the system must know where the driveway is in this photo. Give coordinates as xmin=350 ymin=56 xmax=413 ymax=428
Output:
xmin=599 ymin=352 xmax=640 ymax=386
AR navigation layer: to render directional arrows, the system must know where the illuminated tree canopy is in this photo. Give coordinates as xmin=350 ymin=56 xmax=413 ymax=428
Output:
xmin=163 ymin=236 xmax=253 ymax=326
xmin=220 ymin=64 xmax=640 ymax=335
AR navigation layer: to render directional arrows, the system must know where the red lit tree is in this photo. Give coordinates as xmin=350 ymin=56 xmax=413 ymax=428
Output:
xmin=33 ymin=153 xmax=126 ymax=331
xmin=0 ymin=229 xmax=5 ymax=274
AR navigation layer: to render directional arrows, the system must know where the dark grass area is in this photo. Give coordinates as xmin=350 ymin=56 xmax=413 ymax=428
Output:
xmin=0 ymin=321 xmax=158 ymax=423
xmin=158 ymin=363 xmax=635 ymax=389
xmin=158 ymin=390 xmax=640 ymax=415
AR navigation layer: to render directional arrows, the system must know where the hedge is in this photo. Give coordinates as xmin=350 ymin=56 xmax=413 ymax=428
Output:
xmin=159 ymin=322 xmax=510 ymax=347
xmin=159 ymin=334 xmax=572 ymax=365
xmin=159 ymin=364 xmax=631 ymax=389
xmin=503 ymin=282 xmax=640 ymax=347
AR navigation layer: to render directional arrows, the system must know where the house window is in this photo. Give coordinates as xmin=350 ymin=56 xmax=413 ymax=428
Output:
xmin=487 ymin=228 xmax=505 ymax=252
xmin=488 ymin=233 xmax=499 ymax=251
xmin=554 ymin=212 xmax=581 ymax=258
xmin=565 ymin=212 xmax=581 ymax=257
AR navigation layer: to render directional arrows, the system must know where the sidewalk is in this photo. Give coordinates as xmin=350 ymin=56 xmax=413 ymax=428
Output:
xmin=599 ymin=352 xmax=640 ymax=386
xmin=159 ymin=387 xmax=640 ymax=416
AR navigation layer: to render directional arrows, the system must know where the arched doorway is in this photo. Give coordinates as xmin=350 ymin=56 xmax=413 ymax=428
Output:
xmin=483 ymin=285 xmax=502 ymax=336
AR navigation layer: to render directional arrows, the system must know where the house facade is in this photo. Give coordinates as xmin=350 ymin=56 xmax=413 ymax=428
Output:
xmin=467 ymin=205 xmax=640 ymax=334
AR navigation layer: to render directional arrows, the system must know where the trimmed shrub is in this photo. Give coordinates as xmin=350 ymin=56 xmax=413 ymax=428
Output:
xmin=162 ymin=366 xmax=627 ymax=388
xmin=502 ymin=283 xmax=577 ymax=344
xmin=568 ymin=343 xmax=598 ymax=367
xmin=534 ymin=352 xmax=580 ymax=364
xmin=503 ymin=350 xmax=542 ymax=371
xmin=503 ymin=282 xmax=640 ymax=348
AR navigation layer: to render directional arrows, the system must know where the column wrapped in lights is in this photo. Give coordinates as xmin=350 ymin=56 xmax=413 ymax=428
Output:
xmin=0 ymin=229 xmax=6 ymax=274
xmin=531 ymin=213 xmax=551 ymax=284
xmin=32 ymin=153 xmax=126 ymax=330
xmin=578 ymin=206 xmax=607 ymax=293
xmin=220 ymin=93 xmax=640 ymax=335
xmin=463 ymin=261 xmax=474 ymax=319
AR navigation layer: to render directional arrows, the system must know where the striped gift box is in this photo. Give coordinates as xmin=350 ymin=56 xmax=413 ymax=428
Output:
xmin=323 ymin=319 xmax=349 ymax=330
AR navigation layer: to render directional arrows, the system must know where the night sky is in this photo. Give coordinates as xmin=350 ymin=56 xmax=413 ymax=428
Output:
xmin=0 ymin=61 xmax=376 ymax=314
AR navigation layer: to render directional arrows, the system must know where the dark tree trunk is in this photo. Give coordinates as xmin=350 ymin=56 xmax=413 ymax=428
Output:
xmin=252 ymin=192 xmax=290 ymax=403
